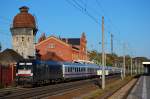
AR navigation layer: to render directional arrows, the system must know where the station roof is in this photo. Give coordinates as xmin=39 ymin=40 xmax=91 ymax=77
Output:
xmin=0 ymin=49 xmax=24 ymax=66
xmin=142 ymin=62 xmax=150 ymax=65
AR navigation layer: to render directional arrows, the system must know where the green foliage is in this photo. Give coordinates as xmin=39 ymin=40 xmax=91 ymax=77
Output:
xmin=88 ymin=50 xmax=150 ymax=67
xmin=0 ymin=42 xmax=2 ymax=52
xmin=88 ymin=50 xmax=102 ymax=64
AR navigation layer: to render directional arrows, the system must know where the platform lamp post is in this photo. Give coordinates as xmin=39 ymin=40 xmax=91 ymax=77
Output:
xmin=101 ymin=16 xmax=105 ymax=89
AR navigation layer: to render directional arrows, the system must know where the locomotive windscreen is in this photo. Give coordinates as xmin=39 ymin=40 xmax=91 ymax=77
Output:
xmin=18 ymin=62 xmax=32 ymax=69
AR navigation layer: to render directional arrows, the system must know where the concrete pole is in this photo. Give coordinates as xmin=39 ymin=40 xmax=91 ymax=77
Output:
xmin=133 ymin=60 xmax=134 ymax=74
xmin=131 ymin=57 xmax=133 ymax=76
xmin=135 ymin=59 xmax=138 ymax=75
xmin=123 ymin=55 xmax=126 ymax=78
xmin=111 ymin=33 xmax=113 ymax=54
xmin=105 ymin=52 xmax=106 ymax=66
xmin=123 ymin=43 xmax=126 ymax=78
xmin=102 ymin=16 xmax=105 ymax=89
xmin=138 ymin=61 xmax=141 ymax=74
xmin=134 ymin=61 xmax=136 ymax=75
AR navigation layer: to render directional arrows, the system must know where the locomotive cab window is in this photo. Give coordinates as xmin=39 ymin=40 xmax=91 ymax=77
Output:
xmin=18 ymin=62 xmax=33 ymax=72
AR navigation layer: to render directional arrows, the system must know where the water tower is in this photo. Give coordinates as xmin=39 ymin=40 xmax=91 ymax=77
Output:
xmin=10 ymin=6 xmax=38 ymax=59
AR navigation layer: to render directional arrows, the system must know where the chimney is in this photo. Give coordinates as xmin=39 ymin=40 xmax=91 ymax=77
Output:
xmin=19 ymin=6 xmax=29 ymax=13
xmin=65 ymin=38 xmax=68 ymax=43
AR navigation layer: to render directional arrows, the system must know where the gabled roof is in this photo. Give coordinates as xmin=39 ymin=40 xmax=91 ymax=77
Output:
xmin=62 ymin=38 xmax=80 ymax=45
xmin=0 ymin=49 xmax=24 ymax=66
xmin=36 ymin=36 xmax=70 ymax=47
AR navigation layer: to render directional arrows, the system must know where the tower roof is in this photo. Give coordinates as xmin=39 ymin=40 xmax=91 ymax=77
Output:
xmin=12 ymin=6 xmax=36 ymax=29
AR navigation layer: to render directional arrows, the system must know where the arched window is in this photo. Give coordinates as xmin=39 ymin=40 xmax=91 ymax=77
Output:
xmin=22 ymin=37 xmax=24 ymax=42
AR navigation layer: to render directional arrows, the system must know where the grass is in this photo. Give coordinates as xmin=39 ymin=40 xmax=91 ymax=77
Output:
xmin=83 ymin=76 xmax=133 ymax=99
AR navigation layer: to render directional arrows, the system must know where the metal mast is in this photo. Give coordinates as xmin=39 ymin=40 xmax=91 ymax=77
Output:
xmin=131 ymin=57 xmax=133 ymax=76
xmin=102 ymin=16 xmax=105 ymax=89
xmin=111 ymin=33 xmax=113 ymax=54
xmin=123 ymin=43 xmax=126 ymax=78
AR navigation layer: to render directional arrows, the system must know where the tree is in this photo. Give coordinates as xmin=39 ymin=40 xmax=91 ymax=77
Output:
xmin=0 ymin=42 xmax=2 ymax=52
xmin=88 ymin=50 xmax=101 ymax=64
xmin=35 ymin=49 xmax=41 ymax=60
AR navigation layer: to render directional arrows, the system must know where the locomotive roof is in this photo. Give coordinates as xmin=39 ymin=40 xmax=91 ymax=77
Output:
xmin=35 ymin=60 xmax=100 ymax=68
xmin=62 ymin=62 xmax=100 ymax=68
xmin=35 ymin=60 xmax=61 ymax=65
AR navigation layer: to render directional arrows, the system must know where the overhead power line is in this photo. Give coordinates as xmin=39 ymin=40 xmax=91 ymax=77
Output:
xmin=66 ymin=0 xmax=100 ymax=24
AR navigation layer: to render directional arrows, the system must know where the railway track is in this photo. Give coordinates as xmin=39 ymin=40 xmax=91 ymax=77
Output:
xmin=0 ymin=87 xmax=29 ymax=97
xmin=0 ymin=75 xmax=121 ymax=99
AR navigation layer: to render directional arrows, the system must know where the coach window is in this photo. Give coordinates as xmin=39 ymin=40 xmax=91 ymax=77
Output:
xmin=82 ymin=68 xmax=84 ymax=72
xmin=70 ymin=67 xmax=72 ymax=72
xmin=65 ymin=67 xmax=67 ymax=72
xmin=94 ymin=68 xmax=96 ymax=72
xmin=66 ymin=67 xmax=68 ymax=72
xmin=72 ymin=67 xmax=75 ymax=72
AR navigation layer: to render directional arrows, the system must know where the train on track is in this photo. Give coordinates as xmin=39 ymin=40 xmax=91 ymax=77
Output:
xmin=16 ymin=59 xmax=122 ymax=87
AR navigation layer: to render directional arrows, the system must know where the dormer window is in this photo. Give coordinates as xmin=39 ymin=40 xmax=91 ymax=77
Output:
xmin=48 ymin=43 xmax=55 ymax=49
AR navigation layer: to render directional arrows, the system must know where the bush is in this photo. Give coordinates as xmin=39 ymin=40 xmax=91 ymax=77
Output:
xmin=0 ymin=83 xmax=4 ymax=89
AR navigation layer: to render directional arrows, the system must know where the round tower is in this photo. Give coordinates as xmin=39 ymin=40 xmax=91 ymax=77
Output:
xmin=10 ymin=6 xmax=38 ymax=59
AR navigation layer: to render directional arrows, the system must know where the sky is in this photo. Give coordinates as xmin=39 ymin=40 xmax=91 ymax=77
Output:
xmin=0 ymin=0 xmax=150 ymax=59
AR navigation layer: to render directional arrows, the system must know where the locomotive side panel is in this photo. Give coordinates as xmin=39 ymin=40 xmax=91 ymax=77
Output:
xmin=48 ymin=64 xmax=63 ymax=80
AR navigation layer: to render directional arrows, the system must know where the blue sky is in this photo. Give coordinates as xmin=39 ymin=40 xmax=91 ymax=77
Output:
xmin=0 ymin=0 xmax=150 ymax=58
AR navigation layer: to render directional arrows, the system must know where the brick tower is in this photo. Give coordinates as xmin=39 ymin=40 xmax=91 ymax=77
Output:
xmin=10 ymin=6 xmax=38 ymax=59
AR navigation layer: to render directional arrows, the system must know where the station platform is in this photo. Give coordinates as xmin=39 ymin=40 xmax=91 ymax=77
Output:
xmin=127 ymin=75 xmax=150 ymax=99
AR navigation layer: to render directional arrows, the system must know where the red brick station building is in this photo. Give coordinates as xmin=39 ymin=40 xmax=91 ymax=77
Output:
xmin=36 ymin=32 xmax=88 ymax=62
